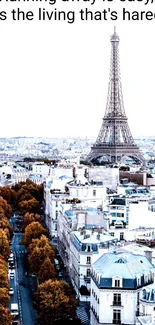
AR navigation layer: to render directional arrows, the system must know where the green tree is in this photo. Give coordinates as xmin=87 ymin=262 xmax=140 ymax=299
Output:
xmin=34 ymin=280 xmax=77 ymax=325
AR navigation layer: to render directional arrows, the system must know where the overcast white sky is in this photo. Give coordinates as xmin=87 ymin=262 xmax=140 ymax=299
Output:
xmin=0 ymin=0 xmax=154 ymax=138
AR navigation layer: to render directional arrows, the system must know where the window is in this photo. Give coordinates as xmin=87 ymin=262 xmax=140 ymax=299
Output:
xmin=87 ymin=245 xmax=91 ymax=252
xmin=93 ymin=189 xmax=96 ymax=197
xmin=56 ymin=201 xmax=58 ymax=207
xmin=87 ymin=269 xmax=91 ymax=276
xmin=120 ymin=232 xmax=124 ymax=240
xmin=55 ymin=224 xmax=57 ymax=231
xmin=145 ymin=275 xmax=148 ymax=283
xmin=113 ymin=294 xmax=121 ymax=306
xmin=55 ymin=211 xmax=58 ymax=219
xmin=115 ymin=279 xmax=120 ymax=288
xmin=113 ymin=310 xmax=121 ymax=324
xmin=87 ymin=256 xmax=91 ymax=264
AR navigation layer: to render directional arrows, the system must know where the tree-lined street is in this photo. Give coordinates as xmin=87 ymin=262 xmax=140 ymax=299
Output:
xmin=10 ymin=221 xmax=37 ymax=325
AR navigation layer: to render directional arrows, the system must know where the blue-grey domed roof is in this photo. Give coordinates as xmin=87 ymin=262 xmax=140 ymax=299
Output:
xmin=92 ymin=252 xmax=155 ymax=289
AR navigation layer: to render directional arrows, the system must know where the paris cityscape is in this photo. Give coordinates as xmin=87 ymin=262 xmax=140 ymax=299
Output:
xmin=1 ymin=28 xmax=155 ymax=325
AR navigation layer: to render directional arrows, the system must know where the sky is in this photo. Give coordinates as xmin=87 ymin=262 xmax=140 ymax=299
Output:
xmin=0 ymin=1 xmax=155 ymax=138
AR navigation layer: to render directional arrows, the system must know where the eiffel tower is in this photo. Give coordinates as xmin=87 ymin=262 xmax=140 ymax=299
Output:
xmin=87 ymin=28 xmax=143 ymax=164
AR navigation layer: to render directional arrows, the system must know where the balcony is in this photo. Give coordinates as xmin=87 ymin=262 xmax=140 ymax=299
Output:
xmin=84 ymin=275 xmax=91 ymax=283
xmin=113 ymin=301 xmax=121 ymax=306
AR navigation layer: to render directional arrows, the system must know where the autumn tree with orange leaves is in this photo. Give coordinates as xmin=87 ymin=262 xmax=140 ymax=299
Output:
xmin=0 ymin=229 xmax=10 ymax=260
xmin=18 ymin=198 xmax=40 ymax=215
xmin=23 ymin=222 xmax=47 ymax=247
xmin=24 ymin=212 xmax=41 ymax=229
xmin=34 ymin=279 xmax=77 ymax=325
xmin=28 ymin=235 xmax=55 ymax=276
xmin=0 ymin=186 xmax=16 ymax=205
xmin=38 ymin=257 xmax=56 ymax=283
xmin=0 ymin=306 xmax=12 ymax=325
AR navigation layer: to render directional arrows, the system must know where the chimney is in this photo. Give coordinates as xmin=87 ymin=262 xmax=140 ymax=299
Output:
xmin=73 ymin=167 xmax=76 ymax=178
xmin=144 ymin=250 xmax=152 ymax=264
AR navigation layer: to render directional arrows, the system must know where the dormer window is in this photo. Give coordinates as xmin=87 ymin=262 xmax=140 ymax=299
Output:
xmin=93 ymin=190 xmax=96 ymax=197
xmin=87 ymin=245 xmax=91 ymax=252
xmin=115 ymin=280 xmax=120 ymax=288
xmin=137 ymin=277 xmax=141 ymax=286
xmin=112 ymin=277 xmax=122 ymax=288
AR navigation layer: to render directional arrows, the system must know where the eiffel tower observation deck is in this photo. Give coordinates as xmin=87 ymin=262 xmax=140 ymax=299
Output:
xmin=87 ymin=28 xmax=143 ymax=165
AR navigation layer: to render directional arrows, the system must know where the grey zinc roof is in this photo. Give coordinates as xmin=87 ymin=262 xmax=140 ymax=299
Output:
xmin=92 ymin=252 xmax=155 ymax=279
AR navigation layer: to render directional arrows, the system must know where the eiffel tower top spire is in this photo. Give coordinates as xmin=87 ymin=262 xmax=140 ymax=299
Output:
xmin=104 ymin=27 xmax=126 ymax=119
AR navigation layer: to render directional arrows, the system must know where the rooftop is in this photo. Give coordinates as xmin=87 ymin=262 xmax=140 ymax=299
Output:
xmin=72 ymin=230 xmax=117 ymax=244
xmin=92 ymin=252 xmax=155 ymax=280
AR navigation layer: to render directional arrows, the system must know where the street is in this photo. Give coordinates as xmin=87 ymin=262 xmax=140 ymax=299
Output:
xmin=9 ymin=215 xmax=37 ymax=325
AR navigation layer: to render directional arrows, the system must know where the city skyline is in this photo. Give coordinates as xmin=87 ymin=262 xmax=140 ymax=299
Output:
xmin=1 ymin=21 xmax=154 ymax=138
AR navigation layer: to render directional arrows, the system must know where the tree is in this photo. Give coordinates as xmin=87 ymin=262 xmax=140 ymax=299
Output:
xmin=0 ymin=186 xmax=16 ymax=205
xmin=0 ymin=218 xmax=13 ymax=239
xmin=0 ymin=198 xmax=12 ymax=219
xmin=0 ymin=306 xmax=12 ymax=325
xmin=0 ymin=287 xmax=10 ymax=306
xmin=0 ymin=255 xmax=8 ymax=274
xmin=13 ymin=180 xmax=43 ymax=204
xmin=23 ymin=222 xmax=47 ymax=247
xmin=79 ymin=285 xmax=90 ymax=296
xmin=34 ymin=279 xmax=77 ymax=325
xmin=29 ymin=243 xmax=55 ymax=275
xmin=0 ymin=229 xmax=10 ymax=260
xmin=18 ymin=198 xmax=39 ymax=215
xmin=38 ymin=257 xmax=56 ymax=283
xmin=28 ymin=235 xmax=55 ymax=254
xmin=24 ymin=212 xmax=41 ymax=229
xmin=0 ymin=269 xmax=9 ymax=288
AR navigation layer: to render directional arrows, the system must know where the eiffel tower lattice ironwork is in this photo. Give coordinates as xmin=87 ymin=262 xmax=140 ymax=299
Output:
xmin=87 ymin=28 xmax=143 ymax=164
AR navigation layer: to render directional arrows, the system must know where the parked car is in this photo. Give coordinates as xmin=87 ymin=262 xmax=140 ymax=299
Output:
xmin=9 ymin=287 xmax=14 ymax=295
xmin=8 ymin=257 xmax=14 ymax=263
xmin=12 ymin=321 xmax=21 ymax=325
xmin=58 ymin=272 xmax=63 ymax=278
xmin=9 ymin=270 xmax=15 ymax=279
xmin=10 ymin=303 xmax=19 ymax=316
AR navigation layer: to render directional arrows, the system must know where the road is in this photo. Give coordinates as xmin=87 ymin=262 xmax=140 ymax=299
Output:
xmin=9 ymin=215 xmax=37 ymax=325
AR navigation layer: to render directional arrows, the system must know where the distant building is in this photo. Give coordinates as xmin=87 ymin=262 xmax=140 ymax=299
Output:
xmin=32 ymin=162 xmax=50 ymax=177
